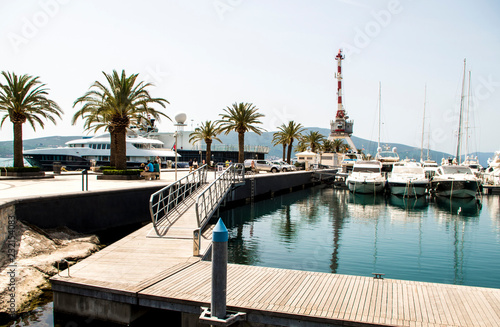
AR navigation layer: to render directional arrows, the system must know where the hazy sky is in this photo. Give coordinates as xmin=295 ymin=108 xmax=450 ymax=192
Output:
xmin=1 ymin=0 xmax=499 ymax=154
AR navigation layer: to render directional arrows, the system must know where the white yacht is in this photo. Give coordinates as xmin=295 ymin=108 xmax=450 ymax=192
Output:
xmin=340 ymin=151 xmax=363 ymax=173
xmin=462 ymin=156 xmax=482 ymax=177
xmin=23 ymin=131 xmax=178 ymax=171
xmin=421 ymin=160 xmax=439 ymax=179
xmin=487 ymin=151 xmax=500 ymax=169
xmin=484 ymin=151 xmax=500 ymax=186
xmin=430 ymin=165 xmax=481 ymax=198
xmin=375 ymin=146 xmax=399 ymax=172
xmin=387 ymin=162 xmax=429 ymax=197
xmin=346 ymin=160 xmax=386 ymax=194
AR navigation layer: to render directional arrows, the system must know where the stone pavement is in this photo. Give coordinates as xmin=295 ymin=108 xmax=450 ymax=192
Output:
xmin=0 ymin=169 xmax=218 ymax=206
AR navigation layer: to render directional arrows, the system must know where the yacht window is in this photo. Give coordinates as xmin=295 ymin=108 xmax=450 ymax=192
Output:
xmin=441 ymin=166 xmax=472 ymax=174
xmin=392 ymin=167 xmax=424 ymax=174
xmin=353 ymin=167 xmax=380 ymax=173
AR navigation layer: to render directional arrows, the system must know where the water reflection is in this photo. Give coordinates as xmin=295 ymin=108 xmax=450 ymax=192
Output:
xmin=434 ymin=196 xmax=481 ymax=217
xmin=389 ymin=195 xmax=428 ymax=211
xmin=223 ymin=186 xmax=500 ymax=288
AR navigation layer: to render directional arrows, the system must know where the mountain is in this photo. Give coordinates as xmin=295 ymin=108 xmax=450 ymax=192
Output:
xmin=1 ymin=131 xmax=494 ymax=167
xmin=0 ymin=136 xmax=79 ymax=158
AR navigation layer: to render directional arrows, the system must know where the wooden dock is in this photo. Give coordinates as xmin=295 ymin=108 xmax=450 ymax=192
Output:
xmin=51 ymin=172 xmax=500 ymax=326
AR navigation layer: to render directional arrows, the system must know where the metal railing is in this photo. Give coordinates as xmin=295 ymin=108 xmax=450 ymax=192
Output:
xmin=195 ymin=164 xmax=245 ymax=230
xmin=149 ymin=164 xmax=208 ymax=235
xmin=193 ymin=164 xmax=245 ymax=256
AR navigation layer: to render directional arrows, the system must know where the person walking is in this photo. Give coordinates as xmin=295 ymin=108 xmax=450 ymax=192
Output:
xmin=189 ymin=159 xmax=193 ymax=172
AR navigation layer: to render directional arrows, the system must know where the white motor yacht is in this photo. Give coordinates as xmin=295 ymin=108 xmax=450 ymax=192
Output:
xmin=421 ymin=160 xmax=439 ymax=179
xmin=430 ymin=165 xmax=481 ymax=198
xmin=23 ymin=132 xmax=178 ymax=171
xmin=346 ymin=160 xmax=386 ymax=194
xmin=484 ymin=151 xmax=500 ymax=186
xmin=340 ymin=151 xmax=363 ymax=173
xmin=387 ymin=162 xmax=429 ymax=197
xmin=462 ymin=156 xmax=482 ymax=177
xmin=375 ymin=146 xmax=399 ymax=172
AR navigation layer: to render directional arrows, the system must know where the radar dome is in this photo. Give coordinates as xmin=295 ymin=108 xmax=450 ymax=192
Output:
xmin=174 ymin=113 xmax=187 ymax=124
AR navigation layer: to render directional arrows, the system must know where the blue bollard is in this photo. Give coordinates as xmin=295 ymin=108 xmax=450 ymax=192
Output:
xmin=212 ymin=218 xmax=228 ymax=319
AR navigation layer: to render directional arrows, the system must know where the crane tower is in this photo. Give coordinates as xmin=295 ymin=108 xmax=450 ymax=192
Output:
xmin=328 ymin=49 xmax=357 ymax=151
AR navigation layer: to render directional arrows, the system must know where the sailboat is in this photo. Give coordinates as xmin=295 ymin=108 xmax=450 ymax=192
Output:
xmin=430 ymin=59 xmax=481 ymax=198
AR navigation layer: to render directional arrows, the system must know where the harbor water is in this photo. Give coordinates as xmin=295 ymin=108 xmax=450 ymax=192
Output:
xmin=222 ymin=186 xmax=500 ymax=288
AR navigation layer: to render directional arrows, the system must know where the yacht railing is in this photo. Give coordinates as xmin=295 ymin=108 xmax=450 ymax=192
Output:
xmin=149 ymin=164 xmax=208 ymax=235
xmin=193 ymin=164 xmax=245 ymax=255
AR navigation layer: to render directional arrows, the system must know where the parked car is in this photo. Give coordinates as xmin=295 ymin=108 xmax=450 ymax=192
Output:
xmin=244 ymin=159 xmax=281 ymax=173
xmin=271 ymin=160 xmax=296 ymax=172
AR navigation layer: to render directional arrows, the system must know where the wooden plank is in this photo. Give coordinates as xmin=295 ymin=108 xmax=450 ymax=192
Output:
xmin=343 ymin=275 xmax=363 ymax=321
xmin=363 ymin=277 xmax=377 ymax=323
xmin=306 ymin=273 xmax=335 ymax=316
xmin=315 ymin=274 xmax=344 ymax=316
xmin=330 ymin=274 xmax=356 ymax=318
xmin=355 ymin=277 xmax=371 ymax=322
xmin=266 ymin=269 xmax=305 ymax=312
xmin=296 ymin=273 xmax=324 ymax=315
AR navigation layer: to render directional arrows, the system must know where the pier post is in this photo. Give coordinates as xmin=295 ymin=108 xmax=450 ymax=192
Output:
xmin=199 ymin=218 xmax=245 ymax=325
xmin=212 ymin=218 xmax=228 ymax=319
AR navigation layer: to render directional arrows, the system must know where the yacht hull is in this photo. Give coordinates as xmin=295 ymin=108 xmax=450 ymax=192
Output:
xmin=431 ymin=180 xmax=479 ymax=198
xmin=347 ymin=180 xmax=385 ymax=194
xmin=388 ymin=182 xmax=428 ymax=197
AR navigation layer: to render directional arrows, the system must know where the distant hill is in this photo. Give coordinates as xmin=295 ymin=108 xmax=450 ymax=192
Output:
xmin=1 ymin=131 xmax=494 ymax=167
xmin=0 ymin=136 xmax=79 ymax=158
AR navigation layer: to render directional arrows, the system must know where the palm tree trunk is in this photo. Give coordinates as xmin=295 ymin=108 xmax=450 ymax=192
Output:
xmin=238 ymin=131 xmax=245 ymax=163
xmin=287 ymin=139 xmax=294 ymax=164
xmin=109 ymin=131 xmax=116 ymax=167
xmin=282 ymin=144 xmax=286 ymax=161
xmin=13 ymin=122 xmax=24 ymax=168
xmin=206 ymin=139 xmax=212 ymax=166
xmin=115 ymin=129 xmax=127 ymax=170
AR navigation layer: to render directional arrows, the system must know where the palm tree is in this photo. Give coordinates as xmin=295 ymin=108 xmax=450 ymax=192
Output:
xmin=272 ymin=128 xmax=287 ymax=161
xmin=189 ymin=121 xmax=222 ymax=166
xmin=73 ymin=70 xmax=169 ymax=170
xmin=218 ymin=102 xmax=265 ymax=163
xmin=295 ymin=140 xmax=308 ymax=153
xmin=301 ymin=131 xmax=325 ymax=153
xmin=282 ymin=121 xmax=304 ymax=164
xmin=331 ymin=138 xmax=345 ymax=152
xmin=0 ymin=72 xmax=63 ymax=168
xmin=322 ymin=139 xmax=335 ymax=153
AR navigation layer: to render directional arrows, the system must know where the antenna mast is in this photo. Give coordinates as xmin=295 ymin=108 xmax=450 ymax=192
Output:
xmin=378 ymin=82 xmax=381 ymax=150
xmin=456 ymin=59 xmax=466 ymax=162
xmin=420 ymin=84 xmax=427 ymax=162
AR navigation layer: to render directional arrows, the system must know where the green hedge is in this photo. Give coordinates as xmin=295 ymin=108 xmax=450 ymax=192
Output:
xmin=0 ymin=166 xmax=41 ymax=172
xmin=102 ymin=169 xmax=141 ymax=175
xmin=98 ymin=166 xmax=115 ymax=171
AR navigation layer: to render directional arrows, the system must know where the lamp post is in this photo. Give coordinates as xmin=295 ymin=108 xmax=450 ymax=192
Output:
xmin=174 ymin=131 xmax=178 ymax=180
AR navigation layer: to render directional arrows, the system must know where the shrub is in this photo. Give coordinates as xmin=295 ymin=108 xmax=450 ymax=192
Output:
xmin=0 ymin=166 xmax=41 ymax=172
xmin=102 ymin=169 xmax=141 ymax=175
xmin=98 ymin=166 xmax=115 ymax=171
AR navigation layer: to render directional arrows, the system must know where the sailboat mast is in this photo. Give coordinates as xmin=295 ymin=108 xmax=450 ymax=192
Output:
xmin=420 ymin=84 xmax=427 ymax=162
xmin=427 ymin=122 xmax=431 ymax=160
xmin=378 ymin=81 xmax=381 ymax=150
xmin=465 ymin=71 xmax=471 ymax=160
xmin=455 ymin=59 xmax=466 ymax=162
